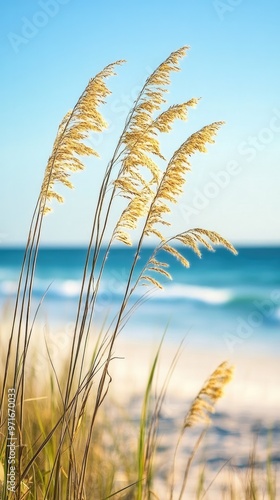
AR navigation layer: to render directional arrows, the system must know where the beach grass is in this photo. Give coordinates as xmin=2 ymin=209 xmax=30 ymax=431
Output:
xmin=0 ymin=46 xmax=275 ymax=499
xmin=0 ymin=327 xmax=278 ymax=498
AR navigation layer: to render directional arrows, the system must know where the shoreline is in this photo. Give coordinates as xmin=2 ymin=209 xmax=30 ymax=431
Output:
xmin=1 ymin=324 xmax=279 ymax=497
xmin=108 ymin=337 xmax=280 ymax=497
xmin=110 ymin=336 xmax=280 ymax=418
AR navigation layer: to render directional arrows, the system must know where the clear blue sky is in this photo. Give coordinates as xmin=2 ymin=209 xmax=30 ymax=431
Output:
xmin=1 ymin=0 xmax=280 ymax=246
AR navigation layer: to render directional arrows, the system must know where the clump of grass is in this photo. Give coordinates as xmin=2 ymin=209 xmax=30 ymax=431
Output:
xmin=0 ymin=46 xmax=240 ymax=498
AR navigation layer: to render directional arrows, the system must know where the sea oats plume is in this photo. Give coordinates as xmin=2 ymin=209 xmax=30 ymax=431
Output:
xmin=141 ymin=275 xmax=164 ymax=290
xmin=142 ymin=228 xmax=237 ymax=290
xmin=184 ymin=361 xmax=234 ymax=428
xmin=113 ymin=186 xmax=154 ymax=246
xmin=113 ymin=47 xmax=191 ymax=240
xmin=173 ymin=228 xmax=237 ymax=257
xmin=40 ymin=60 xmax=125 ymax=214
xmin=144 ymin=122 xmax=224 ymax=242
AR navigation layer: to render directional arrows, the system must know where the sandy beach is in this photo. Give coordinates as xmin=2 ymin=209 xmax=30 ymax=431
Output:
xmin=107 ymin=337 xmax=280 ymax=498
xmin=111 ymin=337 xmax=280 ymax=417
xmin=1 ymin=314 xmax=279 ymax=498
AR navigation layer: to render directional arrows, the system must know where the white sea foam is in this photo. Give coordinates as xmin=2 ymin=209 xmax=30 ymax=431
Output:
xmin=0 ymin=280 xmax=18 ymax=295
xmin=0 ymin=278 xmax=233 ymax=305
xmin=51 ymin=280 xmax=81 ymax=297
xmin=150 ymin=284 xmax=233 ymax=305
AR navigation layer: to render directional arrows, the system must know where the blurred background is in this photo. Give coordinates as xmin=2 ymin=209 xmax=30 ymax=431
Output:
xmin=0 ymin=0 xmax=280 ymax=246
xmin=1 ymin=2 xmax=280 ymax=488
xmin=1 ymin=0 xmax=279 ymax=350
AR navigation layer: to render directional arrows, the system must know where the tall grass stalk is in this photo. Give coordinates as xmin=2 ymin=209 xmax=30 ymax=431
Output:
xmin=0 ymin=46 xmax=239 ymax=498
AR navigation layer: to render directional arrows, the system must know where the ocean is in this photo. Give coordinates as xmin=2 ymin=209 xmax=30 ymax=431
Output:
xmin=1 ymin=245 xmax=280 ymax=483
xmin=0 ymin=246 xmax=279 ymax=356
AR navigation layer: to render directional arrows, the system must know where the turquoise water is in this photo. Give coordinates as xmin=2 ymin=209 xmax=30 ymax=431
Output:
xmin=0 ymin=246 xmax=279 ymax=353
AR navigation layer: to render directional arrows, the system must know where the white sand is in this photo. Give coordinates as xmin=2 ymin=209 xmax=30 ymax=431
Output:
xmin=110 ymin=337 xmax=280 ymax=417
xmin=1 ymin=323 xmax=279 ymax=498
xmin=108 ymin=337 xmax=280 ymax=498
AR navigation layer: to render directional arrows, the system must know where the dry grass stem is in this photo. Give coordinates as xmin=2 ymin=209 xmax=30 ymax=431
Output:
xmin=0 ymin=46 xmax=244 ymax=499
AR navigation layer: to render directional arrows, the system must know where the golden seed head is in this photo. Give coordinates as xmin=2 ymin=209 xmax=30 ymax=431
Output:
xmin=40 ymin=60 xmax=124 ymax=214
xmin=184 ymin=361 xmax=234 ymax=428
